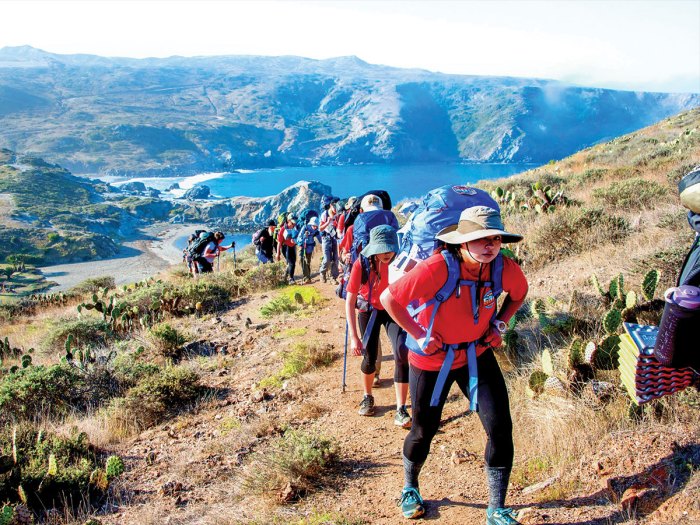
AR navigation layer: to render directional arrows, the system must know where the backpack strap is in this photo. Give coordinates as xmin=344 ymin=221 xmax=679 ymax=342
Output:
xmin=404 ymin=251 xmax=506 ymax=412
xmin=360 ymin=257 xmax=378 ymax=350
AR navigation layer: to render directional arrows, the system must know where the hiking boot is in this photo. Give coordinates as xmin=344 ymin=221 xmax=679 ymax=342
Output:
xmin=394 ymin=406 xmax=412 ymax=429
xmin=358 ymin=395 xmax=375 ymax=416
xmin=321 ymin=273 xmax=328 ymax=283
xmin=397 ymin=487 xmax=425 ymax=519
xmin=486 ymin=507 xmax=521 ymax=525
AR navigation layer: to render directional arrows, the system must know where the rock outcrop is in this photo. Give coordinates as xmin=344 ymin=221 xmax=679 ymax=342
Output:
xmin=183 ymin=185 xmax=211 ymax=200
xmin=198 ymin=180 xmax=330 ymax=231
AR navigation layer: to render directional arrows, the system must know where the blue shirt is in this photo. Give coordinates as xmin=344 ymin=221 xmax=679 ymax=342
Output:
xmin=297 ymin=225 xmax=322 ymax=253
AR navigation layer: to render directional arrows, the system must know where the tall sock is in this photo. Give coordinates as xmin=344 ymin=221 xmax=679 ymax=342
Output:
xmin=403 ymin=455 xmax=424 ymax=489
xmin=485 ymin=466 xmax=511 ymax=510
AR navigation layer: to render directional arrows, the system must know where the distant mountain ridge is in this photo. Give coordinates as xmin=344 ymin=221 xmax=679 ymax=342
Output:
xmin=0 ymin=46 xmax=698 ymax=177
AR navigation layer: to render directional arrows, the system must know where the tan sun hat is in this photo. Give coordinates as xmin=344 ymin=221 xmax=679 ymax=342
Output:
xmin=435 ymin=206 xmax=523 ymax=245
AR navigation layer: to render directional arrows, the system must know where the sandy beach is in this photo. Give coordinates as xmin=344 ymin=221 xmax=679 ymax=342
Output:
xmin=38 ymin=223 xmax=207 ymax=292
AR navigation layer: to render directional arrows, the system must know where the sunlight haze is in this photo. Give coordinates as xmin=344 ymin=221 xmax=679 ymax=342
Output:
xmin=2 ymin=0 xmax=699 ymax=92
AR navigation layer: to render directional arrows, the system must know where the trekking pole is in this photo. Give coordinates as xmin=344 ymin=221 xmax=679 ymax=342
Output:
xmin=233 ymin=246 xmax=237 ymax=271
xmin=217 ymin=252 xmax=220 ymax=273
xmin=342 ymin=320 xmax=348 ymax=393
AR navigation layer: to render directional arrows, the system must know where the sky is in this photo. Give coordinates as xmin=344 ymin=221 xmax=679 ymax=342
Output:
xmin=1 ymin=0 xmax=699 ymax=93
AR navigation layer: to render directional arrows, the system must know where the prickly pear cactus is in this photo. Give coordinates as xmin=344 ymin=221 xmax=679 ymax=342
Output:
xmin=584 ymin=341 xmax=596 ymax=364
xmin=566 ymin=338 xmax=585 ymax=369
xmin=625 ymin=291 xmax=637 ymax=310
xmin=105 ymin=455 xmax=125 ymax=479
xmin=530 ymin=298 xmax=546 ymax=316
xmin=541 ymin=349 xmax=554 ymax=376
xmin=642 ymin=269 xmax=660 ymax=301
xmin=603 ymin=308 xmax=622 ymax=335
xmin=528 ymin=370 xmax=549 ymax=395
xmin=593 ymin=335 xmax=620 ymax=370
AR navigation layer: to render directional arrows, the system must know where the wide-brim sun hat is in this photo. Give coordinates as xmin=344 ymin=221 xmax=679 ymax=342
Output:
xmin=308 ymin=216 xmax=319 ymax=227
xmin=360 ymin=194 xmax=382 ymax=212
xmin=436 ymin=206 xmax=523 ymax=244
xmin=679 ymin=165 xmax=700 ymax=214
xmin=345 ymin=196 xmax=357 ymax=210
xmin=361 ymin=224 xmax=399 ymax=257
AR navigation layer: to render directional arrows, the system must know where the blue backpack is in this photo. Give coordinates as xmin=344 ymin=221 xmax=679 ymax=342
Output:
xmin=351 ymin=209 xmax=399 ymax=262
xmin=390 ymin=185 xmax=500 ymax=280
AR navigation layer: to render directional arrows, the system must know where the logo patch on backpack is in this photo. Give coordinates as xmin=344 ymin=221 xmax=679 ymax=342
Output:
xmin=483 ymin=290 xmax=496 ymax=309
xmin=451 ymin=185 xmax=477 ymax=196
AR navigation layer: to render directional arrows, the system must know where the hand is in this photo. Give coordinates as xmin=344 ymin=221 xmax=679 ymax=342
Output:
xmin=351 ymin=335 xmax=363 ymax=356
xmin=480 ymin=325 xmax=503 ymax=349
xmin=414 ymin=332 xmax=442 ymax=355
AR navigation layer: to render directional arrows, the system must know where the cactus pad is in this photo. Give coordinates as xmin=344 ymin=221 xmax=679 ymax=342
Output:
xmin=625 ymin=291 xmax=637 ymax=310
xmin=591 ymin=274 xmax=606 ymax=297
xmin=530 ymin=298 xmax=546 ymax=316
xmin=567 ymin=338 xmax=585 ymax=368
xmin=603 ymin=308 xmax=622 ymax=335
xmin=593 ymin=335 xmax=620 ymax=370
xmin=642 ymin=269 xmax=660 ymax=301
xmin=541 ymin=349 xmax=554 ymax=376
xmin=105 ymin=455 xmax=125 ymax=479
xmin=584 ymin=341 xmax=596 ymax=364
xmin=528 ymin=370 xmax=549 ymax=395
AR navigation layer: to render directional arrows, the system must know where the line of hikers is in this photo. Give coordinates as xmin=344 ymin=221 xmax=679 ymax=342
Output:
xmin=181 ymin=186 xmax=527 ymax=524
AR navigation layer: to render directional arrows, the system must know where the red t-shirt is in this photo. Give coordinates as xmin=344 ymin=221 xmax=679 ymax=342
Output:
xmin=339 ymin=225 xmax=354 ymax=256
xmin=388 ymin=253 xmax=528 ymax=371
xmin=346 ymin=257 xmax=389 ymax=310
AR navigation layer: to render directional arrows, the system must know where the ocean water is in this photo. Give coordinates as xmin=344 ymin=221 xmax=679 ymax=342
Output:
xmin=205 ymin=163 xmax=535 ymax=201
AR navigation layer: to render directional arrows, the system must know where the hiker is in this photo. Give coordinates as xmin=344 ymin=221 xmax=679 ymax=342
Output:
xmin=319 ymin=196 xmax=340 ymax=283
xmin=345 ymin=224 xmax=411 ymax=428
xmin=253 ymin=220 xmax=276 ymax=264
xmin=183 ymin=233 xmax=198 ymax=275
xmin=297 ymin=216 xmax=322 ymax=284
xmin=337 ymin=196 xmax=357 ymax=240
xmin=381 ymin=206 xmax=528 ymax=523
xmin=276 ymin=214 xmax=299 ymax=284
xmin=197 ymin=232 xmax=234 ymax=274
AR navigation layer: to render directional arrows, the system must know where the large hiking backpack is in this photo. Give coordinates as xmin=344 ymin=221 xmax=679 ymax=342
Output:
xmin=678 ymin=167 xmax=700 ymax=287
xmin=252 ymin=228 xmax=265 ymax=247
xmin=298 ymin=208 xmax=319 ymax=226
xmin=389 ymin=185 xmax=500 ymax=283
xmin=351 ymin=210 xmax=399 ymax=260
xmin=188 ymin=231 xmax=216 ymax=258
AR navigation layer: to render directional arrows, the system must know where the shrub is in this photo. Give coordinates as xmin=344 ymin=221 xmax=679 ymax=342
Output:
xmin=259 ymin=343 xmax=336 ymax=389
xmin=592 ymin=178 xmax=668 ymax=209
xmin=176 ymin=280 xmax=231 ymax=312
xmin=0 ymin=425 xmax=122 ymax=515
xmin=527 ymin=208 xmax=629 ymax=268
xmin=260 ymin=296 xmax=297 ymax=318
xmin=43 ymin=317 xmax=113 ymax=353
xmin=242 ymin=430 xmax=338 ymax=502
xmin=149 ymin=323 xmax=187 ymax=360
xmin=69 ymin=276 xmax=116 ymax=296
xmin=111 ymin=352 xmax=160 ymax=388
xmin=107 ymin=366 xmax=201 ymax=433
xmin=241 ymin=261 xmax=287 ymax=292
xmin=0 ymin=365 xmax=84 ymax=422
xmin=667 ymin=162 xmax=699 ymax=186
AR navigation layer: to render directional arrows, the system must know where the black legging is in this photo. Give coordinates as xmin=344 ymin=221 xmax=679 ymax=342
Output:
xmin=358 ymin=308 xmax=409 ymax=383
xmin=281 ymin=244 xmax=296 ymax=279
xmin=404 ymin=349 xmax=513 ymax=468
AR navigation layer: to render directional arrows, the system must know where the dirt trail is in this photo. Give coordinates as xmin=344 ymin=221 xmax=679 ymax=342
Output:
xmin=102 ymin=267 xmax=698 ymax=525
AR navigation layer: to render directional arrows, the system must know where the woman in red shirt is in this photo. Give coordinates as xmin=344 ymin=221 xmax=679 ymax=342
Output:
xmin=381 ymin=206 xmax=528 ymax=524
xmin=345 ymin=224 xmax=411 ymax=428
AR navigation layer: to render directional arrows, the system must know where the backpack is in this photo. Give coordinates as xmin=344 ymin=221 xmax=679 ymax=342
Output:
xmin=188 ymin=231 xmax=216 ymax=258
xmin=351 ymin=210 xmax=399 ymax=261
xmin=298 ymin=208 xmax=319 ymax=226
xmin=252 ymin=228 xmax=265 ymax=247
xmin=389 ymin=185 xmax=500 ymax=283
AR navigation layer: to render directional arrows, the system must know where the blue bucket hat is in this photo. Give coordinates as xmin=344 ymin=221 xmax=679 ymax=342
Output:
xmin=361 ymin=224 xmax=399 ymax=257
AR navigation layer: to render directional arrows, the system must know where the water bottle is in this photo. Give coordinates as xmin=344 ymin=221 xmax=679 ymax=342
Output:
xmin=654 ymin=285 xmax=700 ymax=367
